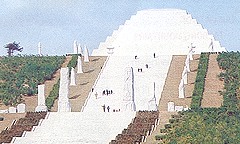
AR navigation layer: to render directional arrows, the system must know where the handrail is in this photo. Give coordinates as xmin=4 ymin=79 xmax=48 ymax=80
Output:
xmin=81 ymin=56 xmax=110 ymax=112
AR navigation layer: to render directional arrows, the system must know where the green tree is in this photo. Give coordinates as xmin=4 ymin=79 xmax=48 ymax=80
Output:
xmin=4 ymin=41 xmax=23 ymax=56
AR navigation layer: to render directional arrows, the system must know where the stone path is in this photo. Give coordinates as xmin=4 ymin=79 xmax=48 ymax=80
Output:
xmin=51 ymin=56 xmax=107 ymax=112
xmin=201 ymin=54 xmax=223 ymax=108
xmin=143 ymin=55 xmax=200 ymax=144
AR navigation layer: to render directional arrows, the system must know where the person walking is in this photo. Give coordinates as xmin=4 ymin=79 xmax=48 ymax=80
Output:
xmin=107 ymin=106 xmax=110 ymax=112
xmin=102 ymin=104 xmax=106 ymax=112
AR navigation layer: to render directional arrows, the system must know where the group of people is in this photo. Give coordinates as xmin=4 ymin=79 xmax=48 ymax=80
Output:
xmin=102 ymin=104 xmax=110 ymax=112
xmin=102 ymin=104 xmax=121 ymax=113
xmin=102 ymin=89 xmax=113 ymax=96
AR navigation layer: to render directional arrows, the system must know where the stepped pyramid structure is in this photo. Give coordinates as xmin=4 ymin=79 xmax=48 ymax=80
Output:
xmin=12 ymin=9 xmax=226 ymax=144
xmin=92 ymin=9 xmax=226 ymax=56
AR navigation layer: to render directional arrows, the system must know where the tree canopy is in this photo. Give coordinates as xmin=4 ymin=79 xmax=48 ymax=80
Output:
xmin=4 ymin=41 xmax=23 ymax=56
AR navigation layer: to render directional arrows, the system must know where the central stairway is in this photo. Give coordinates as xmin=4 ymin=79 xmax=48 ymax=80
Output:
xmin=12 ymin=112 xmax=136 ymax=144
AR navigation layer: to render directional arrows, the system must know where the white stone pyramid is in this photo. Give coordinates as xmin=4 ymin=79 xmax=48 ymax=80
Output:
xmin=92 ymin=9 xmax=226 ymax=56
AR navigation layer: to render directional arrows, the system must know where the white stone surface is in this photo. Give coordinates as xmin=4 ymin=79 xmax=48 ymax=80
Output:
xmin=84 ymin=45 xmax=89 ymax=62
xmin=17 ymin=103 xmax=26 ymax=113
xmin=9 ymin=107 xmax=17 ymax=113
xmin=148 ymin=82 xmax=158 ymax=111
xmin=77 ymin=56 xmax=83 ymax=73
xmin=122 ymin=67 xmax=136 ymax=111
xmin=168 ymin=101 xmax=175 ymax=112
xmin=70 ymin=67 xmax=76 ymax=86
xmin=58 ymin=68 xmax=71 ymax=112
xmin=35 ymin=84 xmax=48 ymax=112
xmin=188 ymin=43 xmax=195 ymax=60
xmin=179 ymin=78 xmax=185 ymax=98
xmin=73 ymin=40 xmax=78 ymax=54
xmin=78 ymin=43 xmax=83 ymax=56
xmin=185 ymin=55 xmax=191 ymax=72
xmin=82 ymin=55 xmax=171 ymax=112
xmin=182 ymin=66 xmax=188 ymax=84
xmin=92 ymin=9 xmax=226 ymax=56
xmin=175 ymin=106 xmax=184 ymax=112
xmin=12 ymin=112 xmax=136 ymax=144
xmin=0 ymin=109 xmax=8 ymax=113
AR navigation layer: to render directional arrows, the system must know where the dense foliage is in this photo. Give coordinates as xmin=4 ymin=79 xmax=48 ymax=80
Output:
xmin=160 ymin=108 xmax=240 ymax=143
xmin=0 ymin=55 xmax=65 ymax=106
xmin=45 ymin=80 xmax=60 ymax=110
xmin=67 ymin=54 xmax=78 ymax=69
xmin=158 ymin=52 xmax=240 ymax=143
xmin=191 ymin=53 xmax=209 ymax=108
xmin=217 ymin=51 xmax=240 ymax=110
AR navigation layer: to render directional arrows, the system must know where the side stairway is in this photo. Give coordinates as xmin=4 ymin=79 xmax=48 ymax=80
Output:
xmin=11 ymin=112 xmax=136 ymax=144
xmin=143 ymin=55 xmax=200 ymax=143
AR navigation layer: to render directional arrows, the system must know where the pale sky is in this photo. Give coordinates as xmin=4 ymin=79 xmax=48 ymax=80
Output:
xmin=0 ymin=0 xmax=239 ymax=56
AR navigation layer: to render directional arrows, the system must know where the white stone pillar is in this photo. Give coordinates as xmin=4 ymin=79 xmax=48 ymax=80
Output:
xmin=58 ymin=68 xmax=71 ymax=112
xmin=78 ymin=43 xmax=83 ymax=56
xmin=122 ymin=67 xmax=136 ymax=111
xmin=182 ymin=66 xmax=188 ymax=84
xmin=189 ymin=43 xmax=195 ymax=60
xmin=35 ymin=84 xmax=48 ymax=112
xmin=84 ymin=45 xmax=89 ymax=62
xmin=179 ymin=78 xmax=185 ymax=98
xmin=38 ymin=42 xmax=42 ymax=56
xmin=17 ymin=103 xmax=26 ymax=113
xmin=77 ymin=56 xmax=83 ymax=73
xmin=70 ymin=67 xmax=76 ymax=86
xmin=167 ymin=101 xmax=175 ymax=112
xmin=185 ymin=55 xmax=191 ymax=72
xmin=73 ymin=40 xmax=78 ymax=54
xmin=148 ymin=82 xmax=157 ymax=111
xmin=8 ymin=107 xmax=17 ymax=113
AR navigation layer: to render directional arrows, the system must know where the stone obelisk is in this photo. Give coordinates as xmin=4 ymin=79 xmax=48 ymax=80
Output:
xmin=73 ymin=40 xmax=78 ymax=54
xmin=84 ymin=45 xmax=89 ymax=62
xmin=58 ymin=68 xmax=71 ymax=112
xmin=179 ymin=78 xmax=185 ymax=98
xmin=122 ymin=67 xmax=136 ymax=111
xmin=77 ymin=56 xmax=83 ymax=73
xmin=70 ymin=67 xmax=76 ymax=86
xmin=35 ymin=84 xmax=48 ymax=112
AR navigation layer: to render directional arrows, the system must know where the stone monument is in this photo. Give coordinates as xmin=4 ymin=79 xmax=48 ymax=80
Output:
xmin=35 ymin=84 xmax=48 ymax=112
xmin=182 ymin=66 xmax=188 ymax=84
xmin=122 ymin=67 xmax=136 ymax=111
xmin=17 ymin=103 xmax=26 ymax=113
xmin=84 ymin=45 xmax=89 ymax=62
xmin=58 ymin=68 xmax=71 ymax=112
xmin=73 ymin=40 xmax=78 ymax=54
xmin=77 ymin=56 xmax=83 ymax=73
xmin=188 ymin=43 xmax=195 ymax=60
xmin=70 ymin=67 xmax=76 ymax=86
xmin=167 ymin=101 xmax=175 ymax=112
xmin=185 ymin=55 xmax=191 ymax=72
xmin=78 ymin=43 xmax=83 ymax=56
xmin=179 ymin=78 xmax=185 ymax=98
xmin=8 ymin=107 xmax=17 ymax=113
